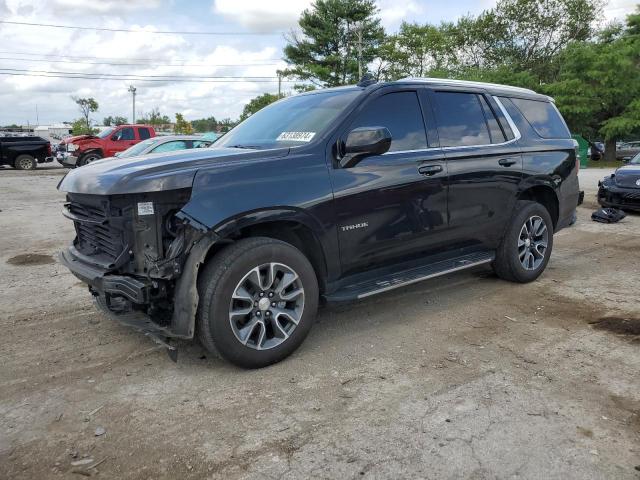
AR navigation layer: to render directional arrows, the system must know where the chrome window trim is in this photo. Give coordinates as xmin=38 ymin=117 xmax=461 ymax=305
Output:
xmin=380 ymin=95 xmax=522 ymax=156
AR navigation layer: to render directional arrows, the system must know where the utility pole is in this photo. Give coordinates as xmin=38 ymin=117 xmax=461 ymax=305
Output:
xmin=277 ymin=72 xmax=282 ymax=98
xmin=357 ymin=23 xmax=363 ymax=78
xmin=35 ymin=104 xmax=39 ymax=125
xmin=128 ymin=85 xmax=137 ymax=123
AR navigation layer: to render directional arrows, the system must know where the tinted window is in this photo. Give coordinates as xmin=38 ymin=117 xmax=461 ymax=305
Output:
xmin=138 ymin=127 xmax=151 ymax=140
xmin=152 ymin=140 xmax=188 ymax=153
xmin=349 ymin=91 xmax=427 ymax=152
xmin=433 ymin=92 xmax=491 ymax=147
xmin=115 ymin=127 xmax=134 ymax=141
xmin=193 ymin=140 xmax=212 ymax=148
xmin=478 ymin=95 xmax=506 ymax=143
xmin=508 ymin=98 xmax=570 ymax=139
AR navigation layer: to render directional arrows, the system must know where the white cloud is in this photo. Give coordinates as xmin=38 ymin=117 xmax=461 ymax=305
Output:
xmin=213 ymin=0 xmax=312 ymax=32
xmin=602 ymin=0 xmax=637 ymax=21
xmin=377 ymin=0 xmax=425 ymax=29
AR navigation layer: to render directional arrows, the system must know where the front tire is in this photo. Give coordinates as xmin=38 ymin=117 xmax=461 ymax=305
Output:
xmin=197 ymin=237 xmax=319 ymax=368
xmin=14 ymin=154 xmax=37 ymax=170
xmin=79 ymin=152 xmax=102 ymax=166
xmin=493 ymin=200 xmax=554 ymax=283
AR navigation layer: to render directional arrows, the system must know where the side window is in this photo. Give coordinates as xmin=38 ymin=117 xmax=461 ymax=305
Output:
xmin=478 ymin=95 xmax=506 ymax=144
xmin=152 ymin=141 xmax=187 ymax=153
xmin=138 ymin=128 xmax=151 ymax=140
xmin=192 ymin=140 xmax=212 ymax=148
xmin=432 ymin=92 xmax=491 ymax=147
xmin=348 ymin=91 xmax=427 ymax=152
xmin=119 ymin=127 xmax=134 ymax=141
xmin=507 ymin=97 xmax=570 ymax=139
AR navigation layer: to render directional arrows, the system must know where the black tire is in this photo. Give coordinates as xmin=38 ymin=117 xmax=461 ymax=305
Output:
xmin=493 ymin=200 xmax=554 ymax=283
xmin=14 ymin=154 xmax=37 ymax=170
xmin=79 ymin=152 xmax=102 ymax=166
xmin=196 ymin=237 xmax=319 ymax=368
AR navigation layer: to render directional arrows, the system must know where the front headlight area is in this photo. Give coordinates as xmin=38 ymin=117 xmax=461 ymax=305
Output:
xmin=66 ymin=143 xmax=77 ymax=152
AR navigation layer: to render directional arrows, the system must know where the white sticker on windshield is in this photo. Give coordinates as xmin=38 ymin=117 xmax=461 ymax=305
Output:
xmin=276 ymin=131 xmax=316 ymax=142
xmin=137 ymin=202 xmax=154 ymax=216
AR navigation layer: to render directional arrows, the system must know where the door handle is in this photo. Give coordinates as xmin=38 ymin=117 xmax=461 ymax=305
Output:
xmin=418 ymin=165 xmax=443 ymax=176
xmin=498 ymin=158 xmax=518 ymax=167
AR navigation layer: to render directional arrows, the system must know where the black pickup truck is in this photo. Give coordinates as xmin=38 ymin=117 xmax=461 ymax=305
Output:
xmin=58 ymin=77 xmax=582 ymax=368
xmin=0 ymin=136 xmax=52 ymax=169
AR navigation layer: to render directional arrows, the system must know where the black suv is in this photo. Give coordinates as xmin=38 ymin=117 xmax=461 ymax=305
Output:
xmin=58 ymin=78 xmax=581 ymax=368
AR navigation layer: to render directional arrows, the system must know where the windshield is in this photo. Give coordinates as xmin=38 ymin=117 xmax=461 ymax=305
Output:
xmin=97 ymin=127 xmax=115 ymax=139
xmin=630 ymin=152 xmax=640 ymax=165
xmin=215 ymin=89 xmax=362 ymax=149
xmin=118 ymin=138 xmax=157 ymax=158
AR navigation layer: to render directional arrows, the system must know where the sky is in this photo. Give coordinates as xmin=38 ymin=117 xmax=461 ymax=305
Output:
xmin=0 ymin=0 xmax=636 ymax=126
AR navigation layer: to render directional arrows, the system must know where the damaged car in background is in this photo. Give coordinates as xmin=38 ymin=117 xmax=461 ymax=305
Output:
xmin=598 ymin=152 xmax=640 ymax=211
xmin=58 ymin=78 xmax=581 ymax=368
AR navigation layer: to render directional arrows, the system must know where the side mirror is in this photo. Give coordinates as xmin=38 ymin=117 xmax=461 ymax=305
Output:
xmin=339 ymin=126 xmax=392 ymax=168
xmin=111 ymin=135 xmax=119 ymax=141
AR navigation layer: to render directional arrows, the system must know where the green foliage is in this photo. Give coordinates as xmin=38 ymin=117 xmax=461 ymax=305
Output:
xmin=174 ymin=113 xmax=194 ymax=134
xmin=72 ymin=97 xmax=98 ymax=132
xmin=239 ymin=93 xmax=280 ymax=121
xmin=282 ymin=0 xmax=385 ymax=87
xmin=103 ymin=115 xmax=128 ymax=126
xmin=138 ymin=107 xmax=172 ymax=126
xmin=191 ymin=116 xmax=218 ymax=132
xmin=71 ymin=118 xmax=98 ymax=136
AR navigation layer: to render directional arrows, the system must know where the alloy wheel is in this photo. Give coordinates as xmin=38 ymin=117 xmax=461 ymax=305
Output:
xmin=518 ymin=215 xmax=548 ymax=270
xmin=229 ymin=262 xmax=305 ymax=350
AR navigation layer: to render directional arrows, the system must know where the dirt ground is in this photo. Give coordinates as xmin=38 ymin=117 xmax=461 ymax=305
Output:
xmin=0 ymin=164 xmax=638 ymax=480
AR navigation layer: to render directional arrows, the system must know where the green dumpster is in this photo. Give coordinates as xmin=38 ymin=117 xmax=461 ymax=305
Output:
xmin=571 ymin=134 xmax=589 ymax=168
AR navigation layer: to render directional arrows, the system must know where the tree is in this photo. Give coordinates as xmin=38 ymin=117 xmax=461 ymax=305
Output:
xmin=191 ymin=116 xmax=218 ymax=132
xmin=283 ymin=0 xmax=385 ymax=87
xmin=239 ymin=93 xmax=280 ymax=122
xmin=138 ymin=107 xmax=171 ymax=126
xmin=547 ymin=7 xmax=640 ymax=160
xmin=174 ymin=113 xmax=193 ymax=134
xmin=72 ymin=97 xmax=98 ymax=132
xmin=103 ymin=115 xmax=128 ymax=126
xmin=71 ymin=118 xmax=97 ymax=136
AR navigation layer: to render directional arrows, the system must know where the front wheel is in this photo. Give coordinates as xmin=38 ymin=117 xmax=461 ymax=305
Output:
xmin=493 ymin=200 xmax=554 ymax=283
xmin=197 ymin=237 xmax=319 ymax=368
xmin=79 ymin=152 xmax=102 ymax=166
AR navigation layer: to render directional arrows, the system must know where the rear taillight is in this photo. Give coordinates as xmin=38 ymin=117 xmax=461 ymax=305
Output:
xmin=47 ymin=143 xmax=52 ymax=156
xmin=572 ymin=139 xmax=580 ymax=172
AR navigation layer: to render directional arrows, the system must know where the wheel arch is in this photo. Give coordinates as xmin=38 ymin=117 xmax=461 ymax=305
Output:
xmin=518 ymin=185 xmax=559 ymax=229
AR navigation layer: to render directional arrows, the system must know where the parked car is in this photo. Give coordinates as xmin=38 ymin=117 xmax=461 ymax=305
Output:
xmin=58 ymin=78 xmax=581 ymax=368
xmin=598 ymin=152 xmax=640 ymax=211
xmin=113 ymin=135 xmax=213 ymax=160
xmin=58 ymin=124 xmax=156 ymax=168
xmin=616 ymin=141 xmax=640 ymax=161
xmin=0 ymin=135 xmax=52 ymax=170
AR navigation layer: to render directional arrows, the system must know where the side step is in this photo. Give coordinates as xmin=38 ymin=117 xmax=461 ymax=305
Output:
xmin=325 ymin=251 xmax=494 ymax=303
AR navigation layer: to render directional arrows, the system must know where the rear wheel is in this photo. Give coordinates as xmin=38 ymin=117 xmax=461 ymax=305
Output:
xmin=14 ymin=154 xmax=36 ymax=170
xmin=197 ymin=237 xmax=319 ymax=368
xmin=493 ymin=200 xmax=554 ymax=283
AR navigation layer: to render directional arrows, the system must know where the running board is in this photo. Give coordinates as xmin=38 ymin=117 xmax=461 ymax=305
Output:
xmin=324 ymin=251 xmax=494 ymax=303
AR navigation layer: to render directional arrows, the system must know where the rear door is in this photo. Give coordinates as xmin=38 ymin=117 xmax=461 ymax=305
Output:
xmin=330 ymin=86 xmax=449 ymax=275
xmin=428 ymin=89 xmax=522 ymax=249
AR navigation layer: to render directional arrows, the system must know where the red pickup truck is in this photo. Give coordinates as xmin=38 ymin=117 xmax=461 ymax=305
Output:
xmin=58 ymin=124 xmax=156 ymax=167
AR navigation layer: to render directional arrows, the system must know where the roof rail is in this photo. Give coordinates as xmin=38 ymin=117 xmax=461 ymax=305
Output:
xmin=400 ymin=77 xmax=537 ymax=95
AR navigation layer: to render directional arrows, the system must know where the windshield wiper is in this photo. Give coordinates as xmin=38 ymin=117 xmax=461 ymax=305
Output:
xmin=228 ymin=144 xmax=262 ymax=149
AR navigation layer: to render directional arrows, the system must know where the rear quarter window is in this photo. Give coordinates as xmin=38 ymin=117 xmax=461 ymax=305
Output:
xmin=507 ymin=97 xmax=570 ymax=139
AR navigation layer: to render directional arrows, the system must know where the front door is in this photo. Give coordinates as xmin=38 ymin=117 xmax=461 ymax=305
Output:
xmin=330 ymin=87 xmax=449 ymax=276
xmin=106 ymin=126 xmax=137 ymax=156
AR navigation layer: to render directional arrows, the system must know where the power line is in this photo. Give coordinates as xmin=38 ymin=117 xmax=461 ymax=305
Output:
xmin=0 ymin=70 xmax=296 ymax=83
xmin=0 ymin=56 xmax=282 ymax=68
xmin=0 ymin=50 xmax=283 ymax=64
xmin=0 ymin=67 xmax=280 ymax=79
xmin=0 ymin=20 xmax=285 ymax=36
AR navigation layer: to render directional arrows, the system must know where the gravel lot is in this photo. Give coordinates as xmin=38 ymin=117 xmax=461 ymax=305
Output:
xmin=1 ymin=164 xmax=638 ymax=479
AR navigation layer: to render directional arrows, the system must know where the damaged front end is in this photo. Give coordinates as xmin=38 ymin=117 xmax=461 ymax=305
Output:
xmin=59 ymin=188 xmax=217 ymax=339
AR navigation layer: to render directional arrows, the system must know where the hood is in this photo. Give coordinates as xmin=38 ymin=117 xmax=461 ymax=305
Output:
xmin=614 ymin=164 xmax=640 ymax=188
xmin=57 ymin=147 xmax=290 ymax=195
xmin=62 ymin=134 xmax=95 ymax=144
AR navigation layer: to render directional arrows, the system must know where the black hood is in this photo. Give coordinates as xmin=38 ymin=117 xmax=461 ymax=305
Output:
xmin=57 ymin=147 xmax=290 ymax=195
xmin=614 ymin=164 xmax=640 ymax=188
